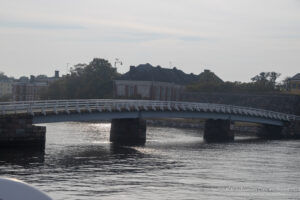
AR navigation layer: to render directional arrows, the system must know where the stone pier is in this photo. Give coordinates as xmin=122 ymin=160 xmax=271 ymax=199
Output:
xmin=256 ymin=124 xmax=283 ymax=139
xmin=110 ymin=118 xmax=146 ymax=145
xmin=288 ymin=121 xmax=300 ymax=138
xmin=203 ymin=119 xmax=234 ymax=142
xmin=257 ymin=121 xmax=300 ymax=139
xmin=0 ymin=114 xmax=46 ymax=148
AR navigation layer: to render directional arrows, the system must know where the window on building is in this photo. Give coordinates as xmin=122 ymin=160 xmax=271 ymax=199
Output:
xmin=128 ymin=85 xmax=134 ymax=97
xmin=298 ymin=84 xmax=300 ymax=89
xmin=167 ymin=87 xmax=171 ymax=100
xmin=292 ymin=83 xmax=296 ymax=88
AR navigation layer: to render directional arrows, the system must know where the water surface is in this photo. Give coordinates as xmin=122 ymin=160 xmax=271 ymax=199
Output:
xmin=1 ymin=122 xmax=300 ymax=200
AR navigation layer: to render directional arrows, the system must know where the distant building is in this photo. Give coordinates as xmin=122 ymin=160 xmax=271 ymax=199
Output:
xmin=13 ymin=82 xmax=48 ymax=101
xmin=113 ymin=64 xmax=190 ymax=101
xmin=12 ymin=70 xmax=60 ymax=101
xmin=34 ymin=70 xmax=60 ymax=84
xmin=0 ymin=80 xmax=13 ymax=98
xmin=289 ymin=73 xmax=300 ymax=95
xmin=114 ymin=80 xmax=184 ymax=101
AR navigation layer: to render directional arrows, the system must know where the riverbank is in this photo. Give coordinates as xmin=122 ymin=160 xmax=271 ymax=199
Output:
xmin=147 ymin=118 xmax=260 ymax=134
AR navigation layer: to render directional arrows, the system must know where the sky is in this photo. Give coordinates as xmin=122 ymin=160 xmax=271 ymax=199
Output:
xmin=0 ymin=0 xmax=300 ymax=82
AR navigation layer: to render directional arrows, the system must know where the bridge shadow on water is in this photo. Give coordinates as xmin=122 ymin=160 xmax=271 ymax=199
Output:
xmin=0 ymin=147 xmax=45 ymax=167
xmin=0 ymin=137 xmax=269 ymax=165
xmin=40 ymin=143 xmax=184 ymax=176
xmin=50 ymin=144 xmax=146 ymax=164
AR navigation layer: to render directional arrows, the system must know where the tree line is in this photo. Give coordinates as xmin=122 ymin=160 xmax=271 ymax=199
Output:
xmin=40 ymin=58 xmax=120 ymax=99
xmin=1 ymin=58 xmax=292 ymax=101
xmin=42 ymin=59 xmax=290 ymax=99
xmin=187 ymin=71 xmax=289 ymax=93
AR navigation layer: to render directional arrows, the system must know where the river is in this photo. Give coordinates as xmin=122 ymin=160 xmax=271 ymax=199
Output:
xmin=1 ymin=122 xmax=300 ymax=200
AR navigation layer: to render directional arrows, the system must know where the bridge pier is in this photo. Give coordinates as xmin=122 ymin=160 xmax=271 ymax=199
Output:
xmin=256 ymin=124 xmax=284 ymax=139
xmin=0 ymin=114 xmax=46 ymax=148
xmin=203 ymin=119 xmax=234 ymax=142
xmin=257 ymin=121 xmax=300 ymax=139
xmin=288 ymin=121 xmax=300 ymax=138
xmin=110 ymin=118 xmax=146 ymax=145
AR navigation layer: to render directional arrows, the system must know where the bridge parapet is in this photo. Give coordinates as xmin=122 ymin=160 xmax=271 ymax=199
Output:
xmin=0 ymin=99 xmax=297 ymax=124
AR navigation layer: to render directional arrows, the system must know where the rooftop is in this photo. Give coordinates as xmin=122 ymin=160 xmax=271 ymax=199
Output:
xmin=291 ymin=73 xmax=300 ymax=80
xmin=117 ymin=63 xmax=199 ymax=85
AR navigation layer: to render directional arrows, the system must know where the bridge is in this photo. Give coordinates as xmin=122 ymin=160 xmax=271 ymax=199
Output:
xmin=0 ymin=99 xmax=300 ymax=146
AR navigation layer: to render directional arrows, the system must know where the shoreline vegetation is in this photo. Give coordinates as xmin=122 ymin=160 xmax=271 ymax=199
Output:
xmin=42 ymin=59 xmax=290 ymax=100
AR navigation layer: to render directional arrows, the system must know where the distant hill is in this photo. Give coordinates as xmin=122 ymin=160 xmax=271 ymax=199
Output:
xmin=118 ymin=63 xmax=199 ymax=85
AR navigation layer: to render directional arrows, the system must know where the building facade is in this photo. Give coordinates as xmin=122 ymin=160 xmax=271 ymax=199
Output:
xmin=289 ymin=73 xmax=300 ymax=95
xmin=13 ymin=82 xmax=48 ymax=101
xmin=0 ymin=80 xmax=13 ymax=98
xmin=114 ymin=80 xmax=184 ymax=101
xmin=12 ymin=71 xmax=60 ymax=101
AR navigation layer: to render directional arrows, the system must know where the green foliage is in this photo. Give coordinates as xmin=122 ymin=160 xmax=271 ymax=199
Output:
xmin=251 ymin=72 xmax=281 ymax=90
xmin=41 ymin=58 xmax=120 ymax=99
xmin=0 ymin=72 xmax=14 ymax=81
xmin=18 ymin=76 xmax=29 ymax=82
xmin=278 ymin=76 xmax=291 ymax=91
xmin=187 ymin=71 xmax=281 ymax=93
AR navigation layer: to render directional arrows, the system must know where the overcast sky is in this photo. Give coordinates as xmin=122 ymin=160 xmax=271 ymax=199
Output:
xmin=0 ymin=0 xmax=299 ymax=81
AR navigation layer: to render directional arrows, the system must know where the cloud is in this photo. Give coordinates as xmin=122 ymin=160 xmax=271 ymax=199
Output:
xmin=0 ymin=14 xmax=212 ymax=43
xmin=0 ymin=18 xmax=86 ymax=30
xmin=84 ymin=18 xmax=212 ymax=42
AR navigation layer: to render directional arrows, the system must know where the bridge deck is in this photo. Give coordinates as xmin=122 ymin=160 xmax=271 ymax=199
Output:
xmin=0 ymin=99 xmax=299 ymax=126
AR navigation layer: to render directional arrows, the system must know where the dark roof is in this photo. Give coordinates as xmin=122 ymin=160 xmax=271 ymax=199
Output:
xmin=291 ymin=73 xmax=300 ymax=80
xmin=197 ymin=69 xmax=223 ymax=83
xmin=118 ymin=63 xmax=199 ymax=85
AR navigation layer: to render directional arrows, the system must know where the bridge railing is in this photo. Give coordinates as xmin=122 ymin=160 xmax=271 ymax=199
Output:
xmin=0 ymin=99 xmax=298 ymax=122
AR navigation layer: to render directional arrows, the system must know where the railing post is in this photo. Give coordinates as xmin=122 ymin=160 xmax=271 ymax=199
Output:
xmin=76 ymin=100 xmax=80 ymax=113
xmin=28 ymin=102 xmax=33 ymax=115
xmin=65 ymin=101 xmax=70 ymax=114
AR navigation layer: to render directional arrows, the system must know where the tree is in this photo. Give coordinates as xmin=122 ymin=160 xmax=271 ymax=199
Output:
xmin=251 ymin=72 xmax=268 ymax=87
xmin=42 ymin=58 xmax=120 ymax=99
xmin=187 ymin=71 xmax=282 ymax=93
xmin=268 ymin=72 xmax=281 ymax=87
xmin=70 ymin=63 xmax=87 ymax=77
xmin=251 ymin=72 xmax=281 ymax=91
xmin=36 ymin=75 xmax=48 ymax=80
xmin=19 ymin=76 xmax=29 ymax=83
xmin=279 ymin=77 xmax=291 ymax=91
xmin=0 ymin=72 xmax=9 ymax=81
